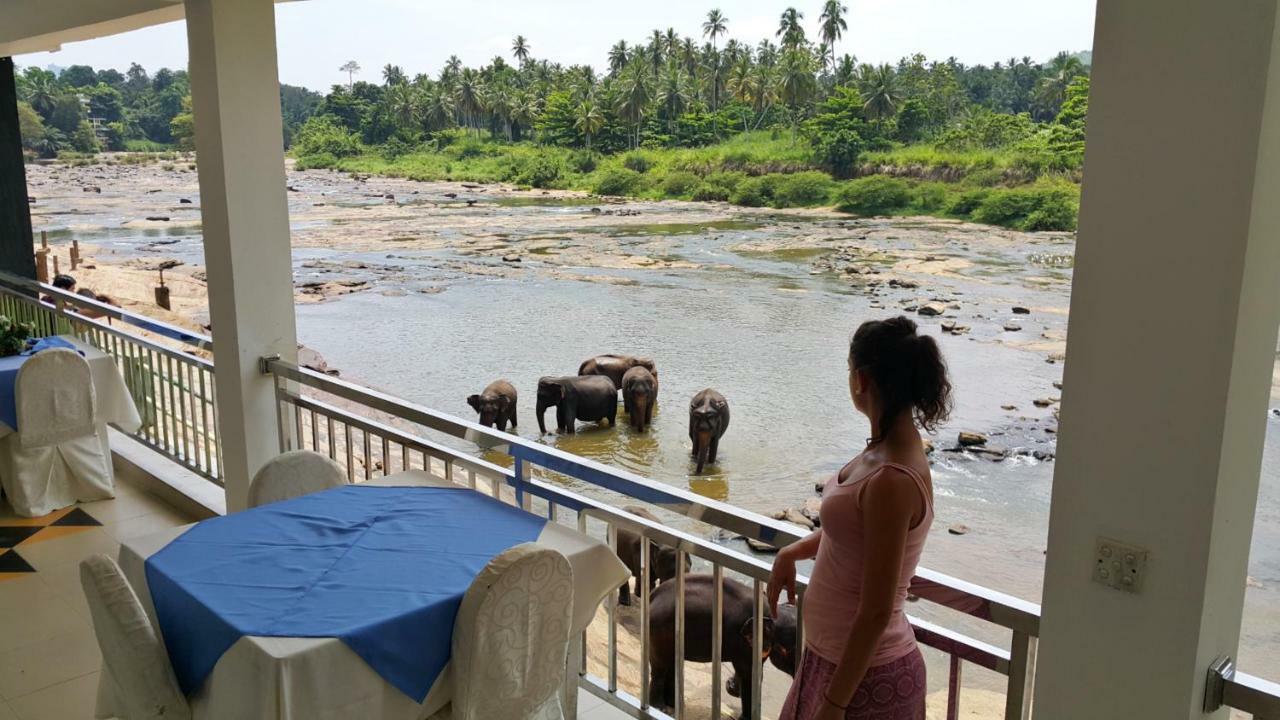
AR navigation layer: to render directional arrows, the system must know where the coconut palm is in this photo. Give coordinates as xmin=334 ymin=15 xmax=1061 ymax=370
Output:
xmin=574 ymin=98 xmax=604 ymax=149
xmin=455 ymin=68 xmax=483 ymax=135
xmin=22 ymin=73 xmax=59 ymax=118
xmin=656 ymin=65 xmax=690 ymax=132
xmin=615 ymin=65 xmax=652 ymax=148
xmin=382 ymin=64 xmax=406 ymax=87
xmin=512 ymin=35 xmax=531 ymax=64
xmin=649 ymin=30 xmax=666 ymax=78
xmin=702 ymin=9 xmax=728 ymax=49
xmin=422 ymin=86 xmax=456 ymax=131
xmin=608 ymin=41 xmax=630 ymax=76
xmin=1034 ymin=52 xmax=1085 ymax=120
xmin=859 ymin=63 xmax=901 ymax=122
xmin=819 ymin=1 xmax=849 ymax=60
xmin=386 ymin=83 xmax=419 ymax=128
xmin=339 ymin=60 xmax=361 ymax=89
xmin=777 ymin=8 xmax=806 ymax=49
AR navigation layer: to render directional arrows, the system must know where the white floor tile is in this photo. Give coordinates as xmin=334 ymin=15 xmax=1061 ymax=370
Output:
xmin=0 ymin=588 xmax=88 ymax=655
xmin=0 ymin=700 xmax=17 ymax=720
xmin=0 ymin=626 xmax=101 ymax=700
xmin=103 ymin=506 xmax=191 ymax=541
xmin=6 ymin=671 xmax=100 ymax=720
xmin=79 ymin=490 xmax=177 ymax=525
xmin=12 ymin=528 xmax=118 ymax=572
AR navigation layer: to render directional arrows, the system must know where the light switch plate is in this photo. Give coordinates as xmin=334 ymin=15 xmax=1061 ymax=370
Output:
xmin=1093 ymin=537 xmax=1148 ymax=593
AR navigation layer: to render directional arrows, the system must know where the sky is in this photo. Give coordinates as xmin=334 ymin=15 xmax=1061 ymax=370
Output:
xmin=15 ymin=0 xmax=1097 ymax=92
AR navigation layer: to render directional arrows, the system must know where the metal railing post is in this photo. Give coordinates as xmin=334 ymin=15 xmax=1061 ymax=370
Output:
xmin=1006 ymin=630 xmax=1037 ymax=720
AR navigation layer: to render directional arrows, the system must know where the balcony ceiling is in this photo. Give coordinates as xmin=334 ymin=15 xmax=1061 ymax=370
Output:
xmin=0 ymin=0 xmax=300 ymax=57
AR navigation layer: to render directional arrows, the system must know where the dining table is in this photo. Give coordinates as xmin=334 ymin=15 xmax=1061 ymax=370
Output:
xmin=95 ymin=469 xmax=630 ymax=720
xmin=0 ymin=334 xmax=141 ymax=438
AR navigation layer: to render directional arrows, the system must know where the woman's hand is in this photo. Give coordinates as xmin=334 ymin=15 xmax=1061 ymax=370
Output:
xmin=767 ymin=547 xmax=797 ymax=616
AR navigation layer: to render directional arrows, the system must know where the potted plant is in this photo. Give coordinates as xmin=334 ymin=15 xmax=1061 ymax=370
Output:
xmin=0 ymin=316 xmax=36 ymax=358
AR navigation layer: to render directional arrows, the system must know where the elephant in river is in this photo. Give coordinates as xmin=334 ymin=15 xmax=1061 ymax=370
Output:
xmin=466 ymin=380 xmax=518 ymax=432
xmin=621 ymin=366 xmax=659 ymax=432
xmin=689 ymin=389 xmax=730 ymax=474
xmin=615 ymin=505 xmax=690 ymax=606
xmin=648 ymin=574 xmax=773 ymax=720
xmin=536 ymin=375 xmax=618 ymax=434
xmin=579 ymin=354 xmax=658 ymax=391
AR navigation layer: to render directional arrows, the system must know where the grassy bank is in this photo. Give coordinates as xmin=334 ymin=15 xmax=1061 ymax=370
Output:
xmin=301 ymin=131 xmax=1080 ymax=232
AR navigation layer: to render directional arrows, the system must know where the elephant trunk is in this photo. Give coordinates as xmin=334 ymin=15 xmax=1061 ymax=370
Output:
xmin=695 ymin=429 xmax=711 ymax=474
xmin=633 ymin=395 xmax=650 ymax=431
xmin=536 ymin=400 xmax=550 ymax=434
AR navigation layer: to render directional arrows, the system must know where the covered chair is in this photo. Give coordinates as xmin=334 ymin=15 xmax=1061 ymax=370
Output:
xmin=247 ymin=449 xmax=349 ymax=508
xmin=430 ymin=543 xmax=574 ymax=720
xmin=80 ymin=554 xmax=192 ymax=720
xmin=0 ymin=348 xmax=113 ymax=517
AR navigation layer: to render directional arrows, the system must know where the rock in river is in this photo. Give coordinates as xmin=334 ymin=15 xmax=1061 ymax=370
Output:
xmin=948 ymin=524 xmax=970 ymax=536
xmin=918 ymin=303 xmax=946 ymax=317
xmin=502 ymin=254 xmax=522 ymax=263
xmin=958 ymin=431 xmax=988 ymax=447
xmin=1012 ymin=306 xmax=1031 ymax=314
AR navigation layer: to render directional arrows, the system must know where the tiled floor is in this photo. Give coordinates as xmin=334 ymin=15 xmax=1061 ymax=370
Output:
xmin=0 ymin=478 xmax=631 ymax=720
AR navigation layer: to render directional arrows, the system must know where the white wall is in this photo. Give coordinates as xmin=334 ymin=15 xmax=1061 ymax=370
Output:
xmin=1035 ymin=1 xmax=1280 ymax=717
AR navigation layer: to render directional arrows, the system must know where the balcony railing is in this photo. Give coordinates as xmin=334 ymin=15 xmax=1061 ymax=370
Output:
xmin=5 ymin=272 xmax=1276 ymax=719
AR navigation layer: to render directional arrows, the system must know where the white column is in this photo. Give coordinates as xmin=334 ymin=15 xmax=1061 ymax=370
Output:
xmin=185 ymin=0 xmax=297 ymax=512
xmin=1035 ymin=2 xmax=1280 ymax=718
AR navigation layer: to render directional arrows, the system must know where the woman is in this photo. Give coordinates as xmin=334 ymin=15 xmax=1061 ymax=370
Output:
xmin=769 ymin=316 xmax=952 ymax=720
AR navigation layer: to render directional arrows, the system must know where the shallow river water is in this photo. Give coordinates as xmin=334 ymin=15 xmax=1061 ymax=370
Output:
xmin=27 ymin=162 xmax=1279 ymax=673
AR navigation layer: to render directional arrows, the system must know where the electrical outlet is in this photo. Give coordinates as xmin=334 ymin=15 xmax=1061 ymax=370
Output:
xmin=1093 ymin=537 xmax=1148 ymax=593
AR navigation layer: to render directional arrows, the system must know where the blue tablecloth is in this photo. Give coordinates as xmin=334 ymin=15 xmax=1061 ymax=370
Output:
xmin=0 ymin=336 xmax=82 ymax=429
xmin=144 ymin=485 xmax=547 ymax=701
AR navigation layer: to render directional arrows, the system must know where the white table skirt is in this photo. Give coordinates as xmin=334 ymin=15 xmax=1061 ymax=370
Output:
xmin=96 ymin=470 xmax=629 ymax=720
xmin=0 ymin=334 xmax=142 ymax=438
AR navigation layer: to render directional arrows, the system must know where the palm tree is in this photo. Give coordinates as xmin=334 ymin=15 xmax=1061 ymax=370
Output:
xmin=858 ymin=63 xmax=901 ymax=122
xmin=778 ymin=48 xmax=816 ymax=138
xmin=819 ymin=1 xmax=849 ymax=60
xmin=656 ymin=65 xmax=690 ymax=132
xmin=340 ymin=60 xmax=361 ymax=89
xmin=608 ymin=41 xmax=630 ymax=76
xmin=664 ymin=28 xmax=679 ymax=58
xmin=23 ymin=73 xmax=58 ymax=118
xmin=777 ymin=8 xmax=806 ymax=49
xmin=649 ymin=30 xmax=665 ymax=78
xmin=512 ymin=35 xmax=532 ymax=64
xmin=382 ymin=64 xmax=406 ymax=87
xmin=615 ymin=65 xmax=652 ymax=148
xmin=455 ymin=68 xmax=483 ymax=135
xmin=1034 ymin=52 xmax=1085 ymax=120
xmin=386 ymin=83 xmax=420 ymax=128
xmin=573 ymin=99 xmax=604 ymax=149
xmin=702 ymin=9 xmax=728 ymax=49
xmin=422 ymin=86 xmax=456 ymax=132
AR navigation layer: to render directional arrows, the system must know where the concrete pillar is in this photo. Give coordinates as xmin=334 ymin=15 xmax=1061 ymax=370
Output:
xmin=0 ymin=57 xmax=36 ymax=279
xmin=1035 ymin=2 xmax=1280 ymax=718
xmin=184 ymin=0 xmax=297 ymax=512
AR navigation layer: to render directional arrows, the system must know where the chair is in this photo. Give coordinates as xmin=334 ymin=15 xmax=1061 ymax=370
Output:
xmin=0 ymin=348 xmax=113 ymax=517
xmin=429 ymin=543 xmax=574 ymax=720
xmin=247 ymin=449 xmax=349 ymax=508
xmin=80 ymin=554 xmax=191 ymax=720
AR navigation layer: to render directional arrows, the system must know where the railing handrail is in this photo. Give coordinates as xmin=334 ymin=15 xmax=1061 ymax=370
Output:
xmin=0 ymin=271 xmax=214 ymax=352
xmin=267 ymin=356 xmax=1042 ymax=635
xmin=1206 ymin=656 xmax=1280 ymax=717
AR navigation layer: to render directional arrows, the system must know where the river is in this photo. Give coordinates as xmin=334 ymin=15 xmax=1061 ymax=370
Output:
xmin=25 ymin=159 xmax=1280 ymax=674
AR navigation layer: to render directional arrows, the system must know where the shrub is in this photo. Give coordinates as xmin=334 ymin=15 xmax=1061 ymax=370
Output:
xmin=971 ymin=186 xmax=1079 ymax=231
xmin=1022 ymin=189 xmax=1078 ymax=231
xmin=971 ymin=189 xmax=1041 ymax=227
xmin=569 ymin=150 xmax=598 ymax=174
xmin=622 ymin=152 xmax=653 ymax=173
xmin=946 ymin=189 xmax=990 ymax=216
xmin=593 ymin=167 xmax=644 ymax=196
xmin=447 ymin=138 xmax=488 ymax=160
xmin=295 ymin=152 xmax=338 ymax=170
xmin=835 ymin=176 xmax=913 ymax=215
xmin=514 ymin=156 xmax=563 ymax=189
xmin=293 ymin=116 xmax=361 ymax=159
xmin=730 ymin=174 xmax=783 ymax=207
xmin=772 ymin=171 xmax=835 ymax=208
xmin=916 ymin=183 xmax=949 ymax=211
xmin=661 ymin=171 xmax=702 ymax=197
xmin=692 ymin=183 xmax=731 ymax=202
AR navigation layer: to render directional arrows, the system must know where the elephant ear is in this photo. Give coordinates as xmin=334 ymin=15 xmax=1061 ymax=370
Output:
xmin=467 ymin=394 xmax=481 ymax=412
xmin=739 ymin=615 xmax=775 ymax=658
xmin=498 ymin=393 xmax=512 ymax=410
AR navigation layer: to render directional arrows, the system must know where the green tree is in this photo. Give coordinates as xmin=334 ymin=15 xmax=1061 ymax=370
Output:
xmin=819 ymin=2 xmax=849 ymax=62
xmin=340 ymin=60 xmax=361 ymax=89
xmin=777 ymin=8 xmax=806 ymax=50
xmin=574 ymin=98 xmax=605 ymax=148
xmin=512 ymin=36 xmax=531 ymax=65
xmin=382 ymin=64 xmax=406 ymax=87
xmin=60 ymin=65 xmax=98 ymax=88
xmin=858 ymin=63 xmax=901 ymax=122
xmin=16 ymin=102 xmax=45 ymax=151
xmin=48 ymin=94 xmax=87 ymax=134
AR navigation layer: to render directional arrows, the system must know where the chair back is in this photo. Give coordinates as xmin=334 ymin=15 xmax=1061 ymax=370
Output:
xmin=15 ymin=348 xmax=96 ymax=448
xmin=247 ymin=449 xmax=349 ymax=508
xmin=80 ymin=554 xmax=191 ymax=720
xmin=450 ymin=543 xmax=573 ymax=720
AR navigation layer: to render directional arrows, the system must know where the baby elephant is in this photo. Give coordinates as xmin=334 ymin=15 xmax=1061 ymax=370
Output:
xmin=615 ymin=505 xmax=690 ymax=606
xmin=536 ymin=375 xmax=618 ymax=434
xmin=466 ymin=380 xmax=518 ymax=432
xmin=689 ymin=389 xmax=730 ymax=474
xmin=621 ymin=366 xmax=659 ymax=432
xmin=649 ymin=574 xmax=773 ymax=720
xmin=579 ymin=354 xmax=658 ymax=390
xmin=726 ymin=603 xmax=799 ymax=698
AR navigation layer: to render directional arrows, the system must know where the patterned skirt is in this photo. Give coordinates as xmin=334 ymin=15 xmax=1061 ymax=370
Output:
xmin=778 ymin=646 xmax=927 ymax=720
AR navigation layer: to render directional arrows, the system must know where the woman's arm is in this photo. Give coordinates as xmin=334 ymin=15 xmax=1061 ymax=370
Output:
xmin=821 ymin=468 xmax=919 ymax=711
xmin=767 ymin=529 xmax=821 ymax=614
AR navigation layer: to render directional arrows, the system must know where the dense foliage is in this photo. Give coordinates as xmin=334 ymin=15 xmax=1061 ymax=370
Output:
xmin=12 ymin=62 xmax=321 ymax=157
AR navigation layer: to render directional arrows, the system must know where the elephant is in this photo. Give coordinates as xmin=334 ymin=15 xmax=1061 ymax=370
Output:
xmin=615 ymin=505 xmax=690 ymax=606
xmin=579 ymin=354 xmax=658 ymax=391
xmin=689 ymin=389 xmax=730 ymax=474
xmin=536 ymin=375 xmax=618 ymax=434
xmin=466 ymin=380 xmax=518 ymax=432
xmin=726 ymin=603 xmax=799 ymax=698
xmin=648 ymin=574 xmax=773 ymax=720
xmin=621 ymin=366 xmax=659 ymax=432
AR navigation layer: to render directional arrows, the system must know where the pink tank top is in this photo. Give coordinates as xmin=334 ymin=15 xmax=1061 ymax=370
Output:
xmin=803 ymin=461 xmax=933 ymax=666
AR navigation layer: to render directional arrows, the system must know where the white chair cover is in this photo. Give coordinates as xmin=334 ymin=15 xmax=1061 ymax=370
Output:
xmin=247 ymin=450 xmax=349 ymax=508
xmin=439 ymin=543 xmax=574 ymax=720
xmin=0 ymin=349 xmax=112 ymax=517
xmin=80 ymin=554 xmax=192 ymax=720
